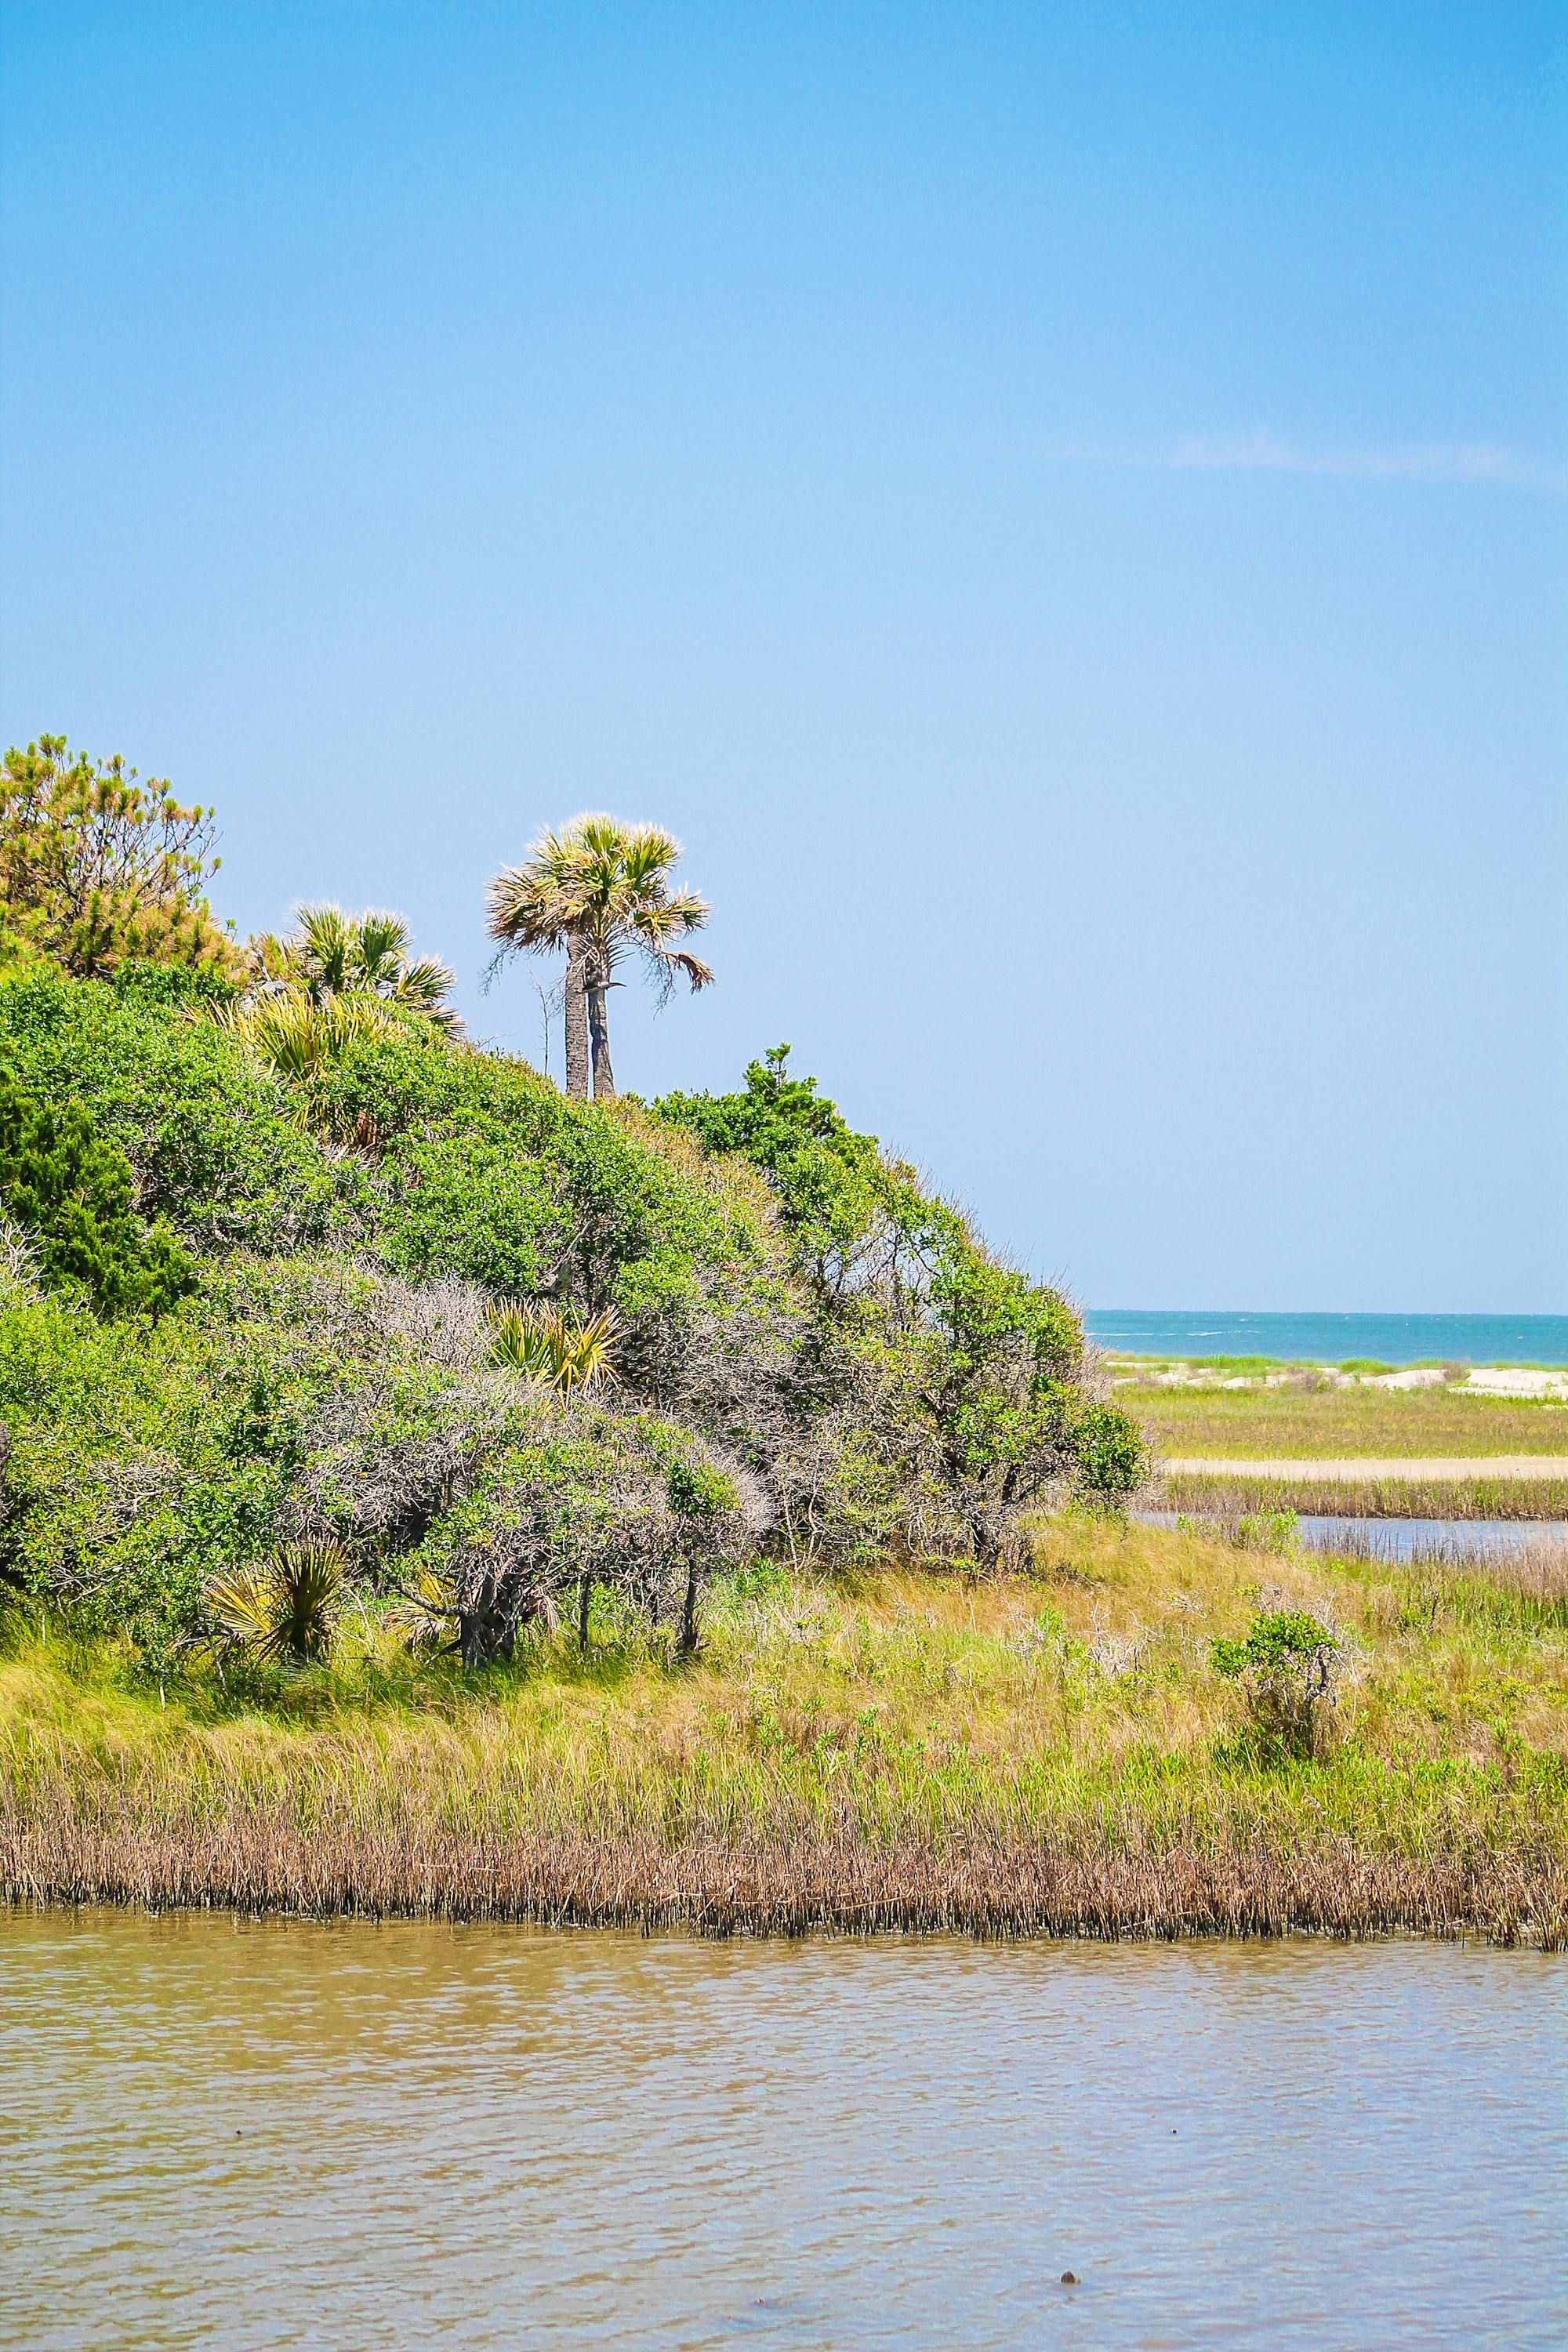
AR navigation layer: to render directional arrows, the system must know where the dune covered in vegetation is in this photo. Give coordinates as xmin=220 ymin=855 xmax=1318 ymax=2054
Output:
xmin=0 ymin=739 xmax=1562 ymax=1944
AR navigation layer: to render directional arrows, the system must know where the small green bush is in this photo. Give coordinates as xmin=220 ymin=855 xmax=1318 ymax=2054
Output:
xmin=1212 ymin=1609 xmax=1348 ymax=1758
xmin=0 ymin=1063 xmax=194 ymax=1315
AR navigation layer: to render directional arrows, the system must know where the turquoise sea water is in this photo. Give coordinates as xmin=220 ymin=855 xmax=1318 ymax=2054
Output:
xmin=1084 ymin=1310 xmax=1568 ymax=1366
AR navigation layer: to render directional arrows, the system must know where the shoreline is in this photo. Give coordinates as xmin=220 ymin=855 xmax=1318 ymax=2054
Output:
xmin=6 ymin=1520 xmax=1563 ymax=1953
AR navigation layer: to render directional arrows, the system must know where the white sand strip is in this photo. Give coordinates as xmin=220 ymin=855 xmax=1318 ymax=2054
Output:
xmin=1162 ymin=1456 xmax=1568 ymax=1479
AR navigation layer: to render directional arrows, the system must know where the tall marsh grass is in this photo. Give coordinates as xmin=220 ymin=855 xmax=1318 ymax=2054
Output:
xmin=1163 ymin=1473 xmax=1568 ymax=1520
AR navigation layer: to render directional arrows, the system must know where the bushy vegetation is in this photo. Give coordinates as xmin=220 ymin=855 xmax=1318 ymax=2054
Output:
xmin=0 ymin=974 xmax=1142 ymax=1671
xmin=0 ymin=1062 xmax=194 ymax=1316
xmin=1210 ymin=1607 xmax=1352 ymax=1759
xmin=0 ymin=740 xmax=1142 ymax=1687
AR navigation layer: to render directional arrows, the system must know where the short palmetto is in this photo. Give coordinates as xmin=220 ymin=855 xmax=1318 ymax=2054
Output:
xmin=209 ymin=989 xmax=408 ymax=1083
xmin=203 ymin=902 xmax=461 ymax=1083
xmin=202 ymin=1541 xmax=347 ymax=1664
xmin=488 ymin=1301 xmax=620 ymax=1392
xmin=250 ymin=902 xmax=460 ymax=1031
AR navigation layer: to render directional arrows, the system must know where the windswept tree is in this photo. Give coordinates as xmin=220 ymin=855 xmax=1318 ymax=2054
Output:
xmin=485 ymin=815 xmax=712 ymax=1099
xmin=0 ymin=735 xmax=238 ymax=979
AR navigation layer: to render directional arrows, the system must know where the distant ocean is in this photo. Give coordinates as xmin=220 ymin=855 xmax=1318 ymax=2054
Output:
xmin=1083 ymin=1311 xmax=1568 ymax=1367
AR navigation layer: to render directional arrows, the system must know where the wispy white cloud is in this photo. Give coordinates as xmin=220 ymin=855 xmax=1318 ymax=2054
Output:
xmin=1053 ymin=428 xmax=1566 ymax=492
xmin=1169 ymin=428 xmax=1564 ymax=488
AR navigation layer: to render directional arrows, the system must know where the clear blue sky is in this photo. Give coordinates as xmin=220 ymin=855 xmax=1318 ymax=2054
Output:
xmin=2 ymin=2 xmax=1563 ymax=1311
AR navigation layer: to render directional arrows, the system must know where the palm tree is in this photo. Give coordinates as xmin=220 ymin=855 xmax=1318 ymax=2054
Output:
xmin=485 ymin=815 xmax=712 ymax=1099
xmin=251 ymin=903 xmax=459 ymax=1033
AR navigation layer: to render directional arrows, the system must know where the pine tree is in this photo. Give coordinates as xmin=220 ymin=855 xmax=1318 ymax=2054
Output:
xmin=0 ymin=1065 xmax=194 ymax=1315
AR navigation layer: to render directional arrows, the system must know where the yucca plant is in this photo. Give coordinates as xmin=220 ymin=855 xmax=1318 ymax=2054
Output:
xmin=488 ymin=1301 xmax=620 ymax=1393
xmin=203 ymin=1540 xmax=347 ymax=1664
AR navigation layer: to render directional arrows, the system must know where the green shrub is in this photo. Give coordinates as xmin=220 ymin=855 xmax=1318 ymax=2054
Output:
xmin=1071 ymin=1401 xmax=1151 ymax=1508
xmin=658 ymin=1045 xmax=1145 ymax=1566
xmin=1212 ymin=1609 xmax=1348 ymax=1758
xmin=400 ymin=1411 xmax=756 ymax=1664
xmin=0 ymin=967 xmax=348 ymax=1253
xmin=655 ymin=1044 xmax=884 ymax=1272
xmin=0 ymin=1063 xmax=194 ymax=1315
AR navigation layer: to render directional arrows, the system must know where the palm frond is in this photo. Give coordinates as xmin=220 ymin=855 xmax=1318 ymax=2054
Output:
xmin=211 ymin=989 xmax=405 ymax=1081
xmin=663 ymin=949 xmax=714 ymax=990
xmin=353 ymin=910 xmax=412 ymax=979
xmin=388 ymin=1566 xmax=462 ymax=1653
xmin=203 ymin=1540 xmax=347 ymax=1664
xmin=488 ymin=1300 xmax=620 ymax=1392
xmin=295 ymin=902 xmax=355 ymax=996
xmin=392 ymin=955 xmax=462 ymax=1030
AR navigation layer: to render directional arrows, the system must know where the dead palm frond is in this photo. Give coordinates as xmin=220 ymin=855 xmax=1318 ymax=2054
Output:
xmin=389 ymin=1564 xmax=561 ymax=1658
xmin=387 ymin=1566 xmax=463 ymax=1653
xmin=488 ymin=1301 xmax=620 ymax=1393
xmin=202 ymin=1541 xmax=347 ymax=1664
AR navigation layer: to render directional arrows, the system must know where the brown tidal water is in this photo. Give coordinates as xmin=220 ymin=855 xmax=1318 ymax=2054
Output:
xmin=2 ymin=1911 xmax=1563 ymax=2350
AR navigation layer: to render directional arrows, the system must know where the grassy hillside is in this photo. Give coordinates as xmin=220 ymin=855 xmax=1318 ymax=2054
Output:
xmin=5 ymin=1514 xmax=1565 ymax=1942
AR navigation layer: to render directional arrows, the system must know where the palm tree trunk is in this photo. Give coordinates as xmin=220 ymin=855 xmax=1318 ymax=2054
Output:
xmin=563 ymin=930 xmax=590 ymax=1099
xmin=587 ymin=972 xmax=615 ymax=1100
xmin=677 ymin=1555 xmax=699 ymax=1656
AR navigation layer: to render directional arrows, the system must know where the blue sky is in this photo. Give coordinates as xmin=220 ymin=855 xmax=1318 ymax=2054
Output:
xmin=2 ymin=2 xmax=1563 ymax=1310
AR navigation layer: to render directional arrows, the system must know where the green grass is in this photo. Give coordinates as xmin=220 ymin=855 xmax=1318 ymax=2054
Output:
xmin=5 ymin=1515 xmax=1566 ymax=1941
xmin=1120 ymin=1378 xmax=1568 ymax=1461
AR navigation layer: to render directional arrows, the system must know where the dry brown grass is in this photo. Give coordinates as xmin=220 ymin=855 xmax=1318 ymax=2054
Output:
xmin=7 ymin=1798 xmax=1563 ymax=1946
